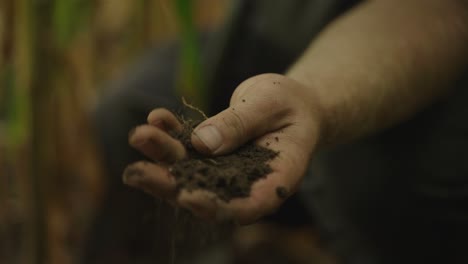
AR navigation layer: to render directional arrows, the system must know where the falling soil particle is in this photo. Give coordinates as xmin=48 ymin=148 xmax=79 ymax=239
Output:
xmin=170 ymin=118 xmax=278 ymax=202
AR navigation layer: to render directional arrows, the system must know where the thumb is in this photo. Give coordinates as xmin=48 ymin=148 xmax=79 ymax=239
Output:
xmin=191 ymin=91 xmax=291 ymax=155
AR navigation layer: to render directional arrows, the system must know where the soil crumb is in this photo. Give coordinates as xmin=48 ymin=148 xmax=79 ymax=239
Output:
xmin=275 ymin=186 xmax=288 ymax=199
xmin=170 ymin=118 xmax=278 ymax=202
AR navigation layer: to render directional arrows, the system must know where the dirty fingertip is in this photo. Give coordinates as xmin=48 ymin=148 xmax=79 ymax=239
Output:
xmin=123 ymin=165 xmax=144 ymax=185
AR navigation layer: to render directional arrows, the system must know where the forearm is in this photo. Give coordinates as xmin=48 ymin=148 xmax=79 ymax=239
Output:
xmin=287 ymin=0 xmax=468 ymax=147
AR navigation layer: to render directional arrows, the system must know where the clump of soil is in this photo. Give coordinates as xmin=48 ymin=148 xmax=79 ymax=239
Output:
xmin=170 ymin=118 xmax=278 ymax=202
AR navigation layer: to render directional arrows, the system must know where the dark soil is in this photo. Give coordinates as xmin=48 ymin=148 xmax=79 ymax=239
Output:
xmin=170 ymin=119 xmax=279 ymax=202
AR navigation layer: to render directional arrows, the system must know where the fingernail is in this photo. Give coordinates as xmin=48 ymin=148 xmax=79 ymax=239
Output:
xmin=123 ymin=166 xmax=144 ymax=185
xmin=193 ymin=125 xmax=223 ymax=152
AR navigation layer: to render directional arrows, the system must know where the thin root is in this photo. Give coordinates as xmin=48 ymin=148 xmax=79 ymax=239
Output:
xmin=182 ymin=97 xmax=208 ymax=120
xmin=206 ymin=158 xmax=218 ymax=165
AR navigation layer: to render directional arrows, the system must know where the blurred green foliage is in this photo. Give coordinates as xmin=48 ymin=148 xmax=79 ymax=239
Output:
xmin=175 ymin=0 xmax=206 ymax=110
xmin=53 ymin=0 xmax=92 ymax=48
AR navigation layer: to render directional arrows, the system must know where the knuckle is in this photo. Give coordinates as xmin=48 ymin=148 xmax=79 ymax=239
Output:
xmin=220 ymin=110 xmax=248 ymax=143
xmin=232 ymin=73 xmax=284 ymax=100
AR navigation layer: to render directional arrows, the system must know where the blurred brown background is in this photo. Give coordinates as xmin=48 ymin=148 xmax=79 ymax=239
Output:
xmin=0 ymin=1 xmax=228 ymax=263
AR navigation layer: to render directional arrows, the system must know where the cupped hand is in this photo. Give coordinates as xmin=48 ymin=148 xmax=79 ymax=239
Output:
xmin=123 ymin=73 xmax=323 ymax=224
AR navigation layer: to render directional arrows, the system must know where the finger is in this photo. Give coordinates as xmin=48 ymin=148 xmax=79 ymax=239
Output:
xmin=123 ymin=161 xmax=177 ymax=199
xmin=191 ymin=77 xmax=294 ymax=155
xmin=177 ymin=189 xmax=218 ymax=220
xmin=147 ymin=108 xmax=183 ymax=133
xmin=129 ymin=124 xmax=186 ymax=163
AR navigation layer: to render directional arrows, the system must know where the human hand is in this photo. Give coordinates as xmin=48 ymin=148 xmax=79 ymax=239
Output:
xmin=123 ymin=73 xmax=323 ymax=224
